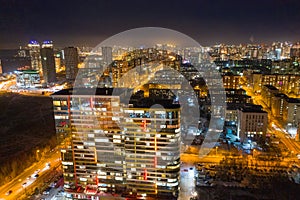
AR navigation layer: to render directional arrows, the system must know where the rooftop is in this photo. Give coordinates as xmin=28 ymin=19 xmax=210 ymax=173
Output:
xmin=130 ymin=98 xmax=180 ymax=109
xmin=227 ymin=103 xmax=263 ymax=111
xmin=51 ymin=88 xmax=133 ymax=96
xmin=238 ymin=103 xmax=266 ymax=113
xmin=263 ymin=85 xmax=278 ymax=91
xmin=239 ymin=107 xmax=267 ymax=113
xmin=52 ymin=88 xmax=181 ymax=109
xmin=274 ymin=93 xmax=288 ymax=98
xmin=285 ymin=98 xmax=300 ymax=104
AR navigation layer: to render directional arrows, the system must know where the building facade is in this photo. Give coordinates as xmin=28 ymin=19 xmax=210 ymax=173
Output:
xmin=28 ymin=40 xmax=42 ymax=71
xmin=52 ymin=88 xmax=180 ymax=199
xmin=63 ymin=47 xmax=79 ymax=80
xmin=271 ymin=93 xmax=288 ymax=118
xmin=222 ymin=73 xmax=241 ymax=89
xmin=247 ymin=73 xmax=300 ymax=96
xmin=123 ymin=99 xmax=180 ymax=198
xmin=261 ymin=85 xmax=279 ymax=108
xmin=101 ymin=47 xmax=112 ymax=65
xmin=283 ymin=98 xmax=300 ymax=135
xmin=41 ymin=47 xmax=57 ymax=84
xmin=237 ymin=106 xmax=268 ymax=143
xmin=15 ymin=70 xmax=41 ymax=88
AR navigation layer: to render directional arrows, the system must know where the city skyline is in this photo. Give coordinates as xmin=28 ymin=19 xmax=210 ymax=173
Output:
xmin=0 ymin=2 xmax=300 ymax=199
xmin=1 ymin=0 xmax=300 ymax=48
xmin=0 ymin=39 xmax=300 ymax=199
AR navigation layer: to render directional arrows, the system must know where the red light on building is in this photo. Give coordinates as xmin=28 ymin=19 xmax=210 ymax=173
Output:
xmin=141 ymin=119 xmax=147 ymax=132
xmin=90 ymin=97 xmax=94 ymax=109
xmin=144 ymin=168 xmax=147 ymax=180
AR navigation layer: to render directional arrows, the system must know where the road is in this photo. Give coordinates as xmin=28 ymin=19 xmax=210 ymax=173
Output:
xmin=0 ymin=79 xmax=16 ymax=91
xmin=0 ymin=76 xmax=63 ymax=96
xmin=0 ymin=150 xmax=61 ymax=200
xmin=179 ymin=163 xmax=196 ymax=200
xmin=242 ymin=85 xmax=300 ymax=155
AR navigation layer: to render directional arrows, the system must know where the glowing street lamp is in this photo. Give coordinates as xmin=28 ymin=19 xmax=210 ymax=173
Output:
xmin=36 ymin=149 xmax=40 ymax=160
xmin=253 ymin=149 xmax=256 ymax=158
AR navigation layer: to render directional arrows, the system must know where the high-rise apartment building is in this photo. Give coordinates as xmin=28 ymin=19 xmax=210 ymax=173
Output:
xmin=123 ymin=98 xmax=180 ymax=198
xmin=52 ymin=88 xmax=180 ymax=199
xmin=261 ymin=85 xmax=279 ymax=108
xmin=63 ymin=47 xmax=79 ymax=80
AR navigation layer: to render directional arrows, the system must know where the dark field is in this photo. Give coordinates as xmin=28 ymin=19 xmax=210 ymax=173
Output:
xmin=0 ymin=92 xmax=56 ymax=185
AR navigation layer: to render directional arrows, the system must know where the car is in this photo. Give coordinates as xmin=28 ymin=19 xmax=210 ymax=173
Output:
xmin=5 ymin=190 xmax=12 ymax=196
xmin=197 ymin=163 xmax=203 ymax=167
xmin=190 ymin=167 xmax=193 ymax=170
xmin=34 ymin=174 xmax=39 ymax=178
xmin=22 ymin=182 xmax=27 ymax=187
xmin=32 ymin=173 xmax=38 ymax=178
xmin=44 ymin=186 xmax=53 ymax=195
xmin=183 ymin=169 xmax=189 ymax=172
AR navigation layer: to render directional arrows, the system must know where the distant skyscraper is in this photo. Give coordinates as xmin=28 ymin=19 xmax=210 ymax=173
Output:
xmin=28 ymin=40 xmax=41 ymax=71
xmin=54 ymin=50 xmax=62 ymax=73
xmin=101 ymin=46 xmax=112 ymax=65
xmin=40 ymin=48 xmax=56 ymax=84
xmin=42 ymin=40 xmax=54 ymax=48
xmin=62 ymin=47 xmax=79 ymax=80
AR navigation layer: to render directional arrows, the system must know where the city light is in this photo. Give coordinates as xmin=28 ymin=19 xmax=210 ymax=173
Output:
xmin=0 ymin=9 xmax=300 ymax=199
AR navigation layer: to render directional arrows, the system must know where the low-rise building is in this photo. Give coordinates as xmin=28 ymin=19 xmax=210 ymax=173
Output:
xmin=237 ymin=105 xmax=268 ymax=143
xmin=15 ymin=69 xmax=41 ymax=88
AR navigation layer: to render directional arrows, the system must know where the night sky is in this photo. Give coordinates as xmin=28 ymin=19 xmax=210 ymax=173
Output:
xmin=0 ymin=0 xmax=300 ymax=48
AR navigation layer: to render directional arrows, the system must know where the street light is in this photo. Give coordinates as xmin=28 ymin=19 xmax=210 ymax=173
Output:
xmin=36 ymin=149 xmax=40 ymax=160
xmin=253 ymin=149 xmax=256 ymax=158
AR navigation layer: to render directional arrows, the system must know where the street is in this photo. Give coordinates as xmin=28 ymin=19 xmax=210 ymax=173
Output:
xmin=242 ymin=84 xmax=300 ymax=155
xmin=0 ymin=149 xmax=61 ymax=200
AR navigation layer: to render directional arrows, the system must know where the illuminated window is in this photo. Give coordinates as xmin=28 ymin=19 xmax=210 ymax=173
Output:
xmin=53 ymin=101 xmax=61 ymax=106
